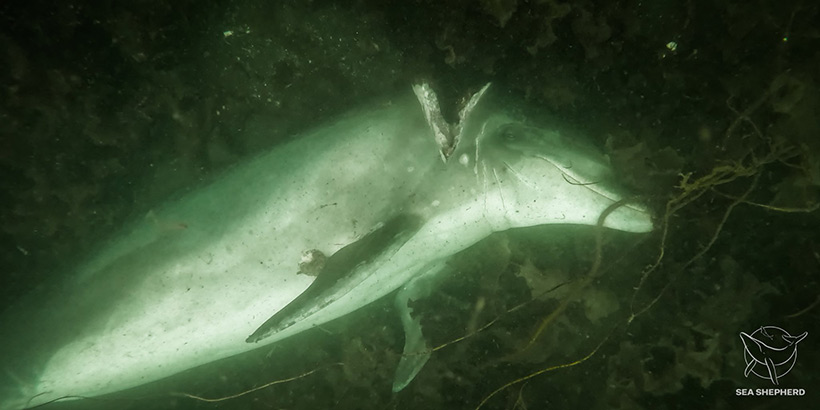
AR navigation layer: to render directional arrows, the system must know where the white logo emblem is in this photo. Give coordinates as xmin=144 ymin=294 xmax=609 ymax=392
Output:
xmin=739 ymin=326 xmax=807 ymax=385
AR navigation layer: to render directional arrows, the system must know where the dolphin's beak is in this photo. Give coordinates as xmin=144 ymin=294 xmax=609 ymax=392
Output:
xmin=740 ymin=332 xmax=765 ymax=357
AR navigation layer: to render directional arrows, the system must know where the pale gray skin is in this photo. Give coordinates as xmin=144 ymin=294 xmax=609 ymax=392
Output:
xmin=0 ymin=87 xmax=651 ymax=410
xmin=246 ymin=213 xmax=424 ymax=343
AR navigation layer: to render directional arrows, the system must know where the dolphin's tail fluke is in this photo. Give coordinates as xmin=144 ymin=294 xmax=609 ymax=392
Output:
xmin=782 ymin=331 xmax=808 ymax=346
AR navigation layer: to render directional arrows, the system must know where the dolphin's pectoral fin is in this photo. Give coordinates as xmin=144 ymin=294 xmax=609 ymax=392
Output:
xmin=392 ymin=304 xmax=431 ymax=393
xmin=392 ymin=261 xmax=448 ymax=392
xmin=744 ymin=358 xmax=756 ymax=377
xmin=246 ymin=214 xmax=424 ymax=344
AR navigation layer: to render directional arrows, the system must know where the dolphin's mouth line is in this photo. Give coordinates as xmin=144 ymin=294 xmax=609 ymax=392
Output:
xmin=561 ymin=174 xmax=600 ymax=186
xmin=476 ymin=148 xmax=625 ymax=221
xmin=531 ymin=153 xmax=644 ymax=211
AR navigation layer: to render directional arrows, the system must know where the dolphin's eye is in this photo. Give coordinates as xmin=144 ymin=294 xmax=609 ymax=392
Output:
xmin=491 ymin=123 xmax=536 ymax=153
xmin=499 ymin=125 xmax=518 ymax=142
xmin=503 ymin=130 xmax=516 ymax=141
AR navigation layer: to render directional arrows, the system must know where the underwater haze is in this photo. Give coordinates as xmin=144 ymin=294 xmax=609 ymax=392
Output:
xmin=1 ymin=1 xmax=818 ymax=409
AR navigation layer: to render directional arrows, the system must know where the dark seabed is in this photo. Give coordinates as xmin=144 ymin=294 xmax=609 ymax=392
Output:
xmin=1 ymin=0 xmax=818 ymax=409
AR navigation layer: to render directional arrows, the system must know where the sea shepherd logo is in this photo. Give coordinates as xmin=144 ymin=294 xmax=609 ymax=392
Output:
xmin=739 ymin=326 xmax=807 ymax=385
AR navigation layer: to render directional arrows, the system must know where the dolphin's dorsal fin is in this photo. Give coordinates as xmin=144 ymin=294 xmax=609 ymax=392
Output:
xmin=246 ymin=214 xmax=423 ymax=343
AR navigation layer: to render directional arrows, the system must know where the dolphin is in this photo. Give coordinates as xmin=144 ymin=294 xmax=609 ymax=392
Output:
xmin=0 ymin=84 xmax=652 ymax=409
